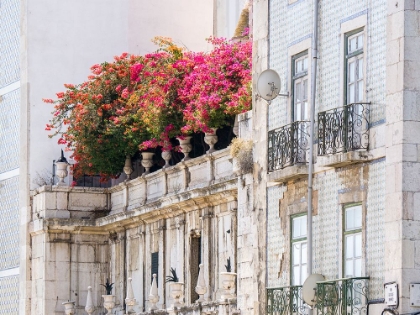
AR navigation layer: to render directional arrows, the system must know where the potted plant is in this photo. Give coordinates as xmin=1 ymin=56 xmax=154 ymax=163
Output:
xmin=166 ymin=267 xmax=184 ymax=307
xmin=220 ymin=257 xmax=237 ymax=300
xmin=101 ymin=279 xmax=115 ymax=314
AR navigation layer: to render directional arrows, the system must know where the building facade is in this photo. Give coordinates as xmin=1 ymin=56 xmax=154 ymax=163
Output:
xmin=0 ymin=0 xmax=21 ymax=314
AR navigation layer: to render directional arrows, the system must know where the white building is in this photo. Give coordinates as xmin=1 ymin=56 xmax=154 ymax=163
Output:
xmin=0 ymin=0 xmax=247 ymax=314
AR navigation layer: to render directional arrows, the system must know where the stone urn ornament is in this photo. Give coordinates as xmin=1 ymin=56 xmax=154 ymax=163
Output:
xmin=204 ymin=128 xmax=218 ymax=154
xmin=125 ymin=277 xmax=137 ymax=314
xmin=166 ymin=267 xmax=184 ymax=308
xmin=149 ymin=273 xmax=159 ymax=311
xmin=61 ymin=300 xmax=75 ymax=315
xmin=195 ymin=263 xmax=207 ymax=302
xmin=85 ymin=286 xmax=95 ymax=315
xmin=220 ymin=257 xmax=237 ymax=300
xmin=177 ymin=136 xmax=193 ymax=161
xmin=141 ymin=152 xmax=155 ymax=175
xmin=101 ymin=279 xmax=115 ymax=314
xmin=123 ymin=155 xmax=133 ymax=179
xmin=55 ymin=149 xmax=69 ymax=185
xmin=162 ymin=150 xmax=172 ymax=168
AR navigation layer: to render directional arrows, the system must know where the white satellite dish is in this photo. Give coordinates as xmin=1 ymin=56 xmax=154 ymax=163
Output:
xmin=257 ymin=69 xmax=282 ymax=101
xmin=302 ymin=274 xmax=325 ymax=306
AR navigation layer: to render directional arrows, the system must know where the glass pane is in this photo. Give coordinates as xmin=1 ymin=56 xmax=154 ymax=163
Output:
xmin=293 ymin=218 xmax=301 ymax=239
xmin=300 ymin=216 xmax=307 ymax=236
xmin=358 ymin=34 xmax=363 ymax=49
xmin=354 ymin=258 xmax=362 ymax=277
xmin=358 ymin=80 xmax=364 ymax=101
xmin=293 ymin=243 xmax=300 ymax=265
xmin=293 ymin=266 xmax=301 ymax=285
xmin=295 ymin=60 xmax=302 ymax=74
xmin=301 ymin=265 xmax=307 ymax=285
xmin=295 ymin=81 xmax=301 ymax=101
xmin=346 ymin=235 xmax=354 ymax=259
xmin=358 ymin=58 xmax=364 ymax=79
xmin=355 ymin=233 xmax=362 ymax=257
xmin=346 ymin=205 xmax=362 ymax=230
xmin=349 ymin=62 xmax=355 ymax=82
xmin=303 ymin=57 xmax=308 ymax=70
xmin=346 ymin=209 xmax=355 ymax=230
xmin=345 ymin=260 xmax=353 ymax=277
xmin=303 ymin=79 xmax=308 ymax=99
xmin=301 ymin=242 xmax=307 ymax=263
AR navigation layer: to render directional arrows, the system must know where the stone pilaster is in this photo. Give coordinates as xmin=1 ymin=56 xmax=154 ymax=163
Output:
xmin=385 ymin=1 xmax=420 ymax=312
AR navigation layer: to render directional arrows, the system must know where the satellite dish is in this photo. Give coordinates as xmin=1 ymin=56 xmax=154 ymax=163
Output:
xmin=257 ymin=69 xmax=281 ymax=101
xmin=302 ymin=274 xmax=325 ymax=306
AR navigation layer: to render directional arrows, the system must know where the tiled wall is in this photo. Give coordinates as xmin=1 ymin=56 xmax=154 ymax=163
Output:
xmin=0 ymin=275 xmax=19 ymax=315
xmin=0 ymin=89 xmax=20 ymax=173
xmin=0 ymin=0 xmax=21 ymax=312
xmin=266 ymin=0 xmax=386 ymax=298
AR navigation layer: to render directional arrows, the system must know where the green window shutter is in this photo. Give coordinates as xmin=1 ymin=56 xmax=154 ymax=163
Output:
xmin=151 ymin=252 xmax=159 ymax=286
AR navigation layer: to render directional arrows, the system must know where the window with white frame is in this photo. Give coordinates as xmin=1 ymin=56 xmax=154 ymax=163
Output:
xmin=344 ymin=204 xmax=362 ymax=277
xmin=292 ymin=52 xmax=309 ymax=121
xmin=291 ymin=215 xmax=307 ymax=285
xmin=346 ymin=30 xmax=364 ymax=104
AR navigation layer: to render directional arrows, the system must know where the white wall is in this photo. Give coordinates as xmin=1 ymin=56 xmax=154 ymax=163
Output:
xmin=22 ymin=0 xmax=214 ymax=189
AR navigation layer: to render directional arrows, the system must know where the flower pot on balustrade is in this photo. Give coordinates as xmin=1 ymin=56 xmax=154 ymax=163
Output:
xmin=102 ymin=295 xmax=116 ymax=314
xmin=141 ymin=152 xmax=155 ymax=175
xmin=61 ymin=301 xmax=75 ymax=315
xmin=220 ymin=272 xmax=237 ymax=300
xmin=177 ymin=136 xmax=193 ymax=161
xmin=169 ymin=282 xmax=185 ymax=307
xmin=204 ymin=128 xmax=218 ymax=154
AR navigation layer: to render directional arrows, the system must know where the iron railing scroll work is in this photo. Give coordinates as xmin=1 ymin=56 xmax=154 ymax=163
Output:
xmin=267 ymin=286 xmax=309 ymax=315
xmin=268 ymin=121 xmax=311 ymax=172
xmin=318 ymin=103 xmax=370 ymax=156
xmin=315 ymin=277 xmax=370 ymax=315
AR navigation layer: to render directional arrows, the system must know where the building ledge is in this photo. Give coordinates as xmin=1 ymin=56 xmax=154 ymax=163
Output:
xmin=317 ymin=151 xmax=370 ymax=168
xmin=267 ymin=164 xmax=308 ymax=183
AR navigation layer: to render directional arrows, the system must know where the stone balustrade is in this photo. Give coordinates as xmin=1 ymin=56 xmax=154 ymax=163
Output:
xmin=32 ymin=148 xmax=236 ymax=223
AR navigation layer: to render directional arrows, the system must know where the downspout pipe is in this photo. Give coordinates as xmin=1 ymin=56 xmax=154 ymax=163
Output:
xmin=307 ymin=0 xmax=319 ymax=279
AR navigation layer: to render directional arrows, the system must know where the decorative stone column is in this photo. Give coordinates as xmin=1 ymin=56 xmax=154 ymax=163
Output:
xmin=195 ymin=263 xmax=207 ymax=302
xmin=149 ymin=274 xmax=159 ymax=311
xmin=85 ymin=286 xmax=95 ymax=315
xmin=125 ymin=277 xmax=136 ymax=313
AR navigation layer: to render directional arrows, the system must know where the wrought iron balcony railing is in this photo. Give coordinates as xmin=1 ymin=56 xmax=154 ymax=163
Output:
xmin=267 ymin=286 xmax=308 ymax=315
xmin=268 ymin=121 xmax=310 ymax=172
xmin=318 ymin=103 xmax=370 ymax=156
xmin=315 ymin=277 xmax=370 ymax=315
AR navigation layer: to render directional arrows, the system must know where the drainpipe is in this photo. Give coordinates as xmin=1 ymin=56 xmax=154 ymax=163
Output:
xmin=307 ymin=0 xmax=319 ymax=281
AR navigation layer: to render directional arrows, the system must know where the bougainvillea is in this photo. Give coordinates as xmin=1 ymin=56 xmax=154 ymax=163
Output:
xmin=44 ymin=53 xmax=151 ymax=179
xmin=178 ymin=37 xmax=252 ymax=133
xmin=45 ymin=36 xmax=252 ymax=179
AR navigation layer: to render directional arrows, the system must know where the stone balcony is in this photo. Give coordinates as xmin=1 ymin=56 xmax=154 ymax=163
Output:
xmin=32 ymin=148 xmax=236 ymax=226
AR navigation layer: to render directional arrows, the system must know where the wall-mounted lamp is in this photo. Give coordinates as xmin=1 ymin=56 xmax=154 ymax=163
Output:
xmin=256 ymin=69 xmax=288 ymax=102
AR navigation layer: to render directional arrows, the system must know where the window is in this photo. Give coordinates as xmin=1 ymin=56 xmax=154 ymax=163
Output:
xmin=291 ymin=215 xmax=307 ymax=285
xmin=343 ymin=205 xmax=362 ymax=277
xmin=151 ymin=252 xmax=159 ymax=286
xmin=292 ymin=52 xmax=309 ymax=121
xmin=190 ymin=236 xmax=201 ymax=302
xmin=345 ymin=30 xmax=364 ymax=104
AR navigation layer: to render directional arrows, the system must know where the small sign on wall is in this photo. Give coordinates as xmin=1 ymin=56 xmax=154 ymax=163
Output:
xmin=410 ymin=283 xmax=420 ymax=307
xmin=384 ymin=282 xmax=398 ymax=307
